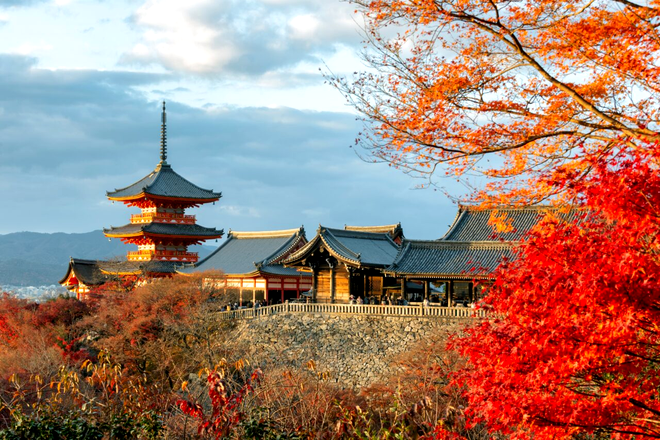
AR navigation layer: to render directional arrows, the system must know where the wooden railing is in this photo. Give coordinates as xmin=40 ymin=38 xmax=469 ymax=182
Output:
xmin=127 ymin=250 xmax=199 ymax=262
xmin=217 ymin=303 xmax=488 ymax=321
xmin=130 ymin=212 xmax=196 ymax=224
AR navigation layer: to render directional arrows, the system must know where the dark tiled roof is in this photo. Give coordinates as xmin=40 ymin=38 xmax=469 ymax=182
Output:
xmin=178 ymin=228 xmax=308 ymax=277
xmin=104 ymin=222 xmax=223 ymax=238
xmin=385 ymin=240 xmax=515 ymax=279
xmin=59 ymin=258 xmax=111 ymax=286
xmin=344 ymin=223 xmax=404 ymax=240
xmin=59 ymin=258 xmax=180 ymax=289
xmin=107 ymin=163 xmax=221 ymax=201
xmin=440 ymin=205 xmax=581 ymax=241
xmin=287 ymin=226 xmax=400 ymax=268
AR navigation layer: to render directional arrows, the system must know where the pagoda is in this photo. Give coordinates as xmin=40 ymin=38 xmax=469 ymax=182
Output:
xmin=103 ymin=102 xmax=223 ymax=272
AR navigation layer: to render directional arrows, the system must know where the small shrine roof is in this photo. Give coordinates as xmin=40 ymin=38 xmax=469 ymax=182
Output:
xmin=59 ymin=258 xmax=110 ymax=286
xmin=385 ymin=240 xmax=515 ymax=279
xmin=107 ymin=163 xmax=221 ymax=202
xmin=104 ymin=222 xmax=223 ymax=239
xmin=440 ymin=205 xmax=581 ymax=242
xmin=178 ymin=227 xmax=308 ymax=277
xmin=286 ymin=226 xmax=400 ymax=268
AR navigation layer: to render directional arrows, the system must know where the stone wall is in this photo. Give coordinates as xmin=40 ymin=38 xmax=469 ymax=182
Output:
xmin=227 ymin=312 xmax=469 ymax=389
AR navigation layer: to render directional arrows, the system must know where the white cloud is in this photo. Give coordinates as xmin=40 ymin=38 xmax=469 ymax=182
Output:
xmin=121 ymin=0 xmax=362 ymax=77
xmin=13 ymin=41 xmax=52 ymax=55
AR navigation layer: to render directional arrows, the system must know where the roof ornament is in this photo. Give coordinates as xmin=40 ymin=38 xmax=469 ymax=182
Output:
xmin=160 ymin=101 xmax=168 ymax=165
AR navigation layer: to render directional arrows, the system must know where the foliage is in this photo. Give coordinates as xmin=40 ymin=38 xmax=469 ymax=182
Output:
xmin=332 ymin=0 xmax=660 ymax=204
xmin=0 ymin=352 xmax=164 ymax=439
xmin=450 ymin=143 xmax=660 ymax=439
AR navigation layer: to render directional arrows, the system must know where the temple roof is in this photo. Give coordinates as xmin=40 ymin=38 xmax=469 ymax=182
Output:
xmin=384 ymin=240 xmax=515 ymax=279
xmin=177 ymin=227 xmax=308 ymax=277
xmin=59 ymin=258 xmax=180 ymax=289
xmin=104 ymin=222 xmax=223 ymax=239
xmin=440 ymin=205 xmax=581 ymax=242
xmin=286 ymin=226 xmax=400 ymax=268
xmin=344 ymin=223 xmax=404 ymax=241
xmin=59 ymin=258 xmax=112 ymax=286
xmin=106 ymin=163 xmax=221 ymax=202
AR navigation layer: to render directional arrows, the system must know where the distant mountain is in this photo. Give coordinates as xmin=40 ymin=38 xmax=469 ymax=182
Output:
xmin=0 ymin=231 xmax=217 ymax=287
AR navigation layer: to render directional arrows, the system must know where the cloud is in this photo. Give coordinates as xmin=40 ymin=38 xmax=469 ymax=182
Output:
xmin=120 ymin=0 xmax=362 ymax=77
xmin=0 ymin=0 xmax=47 ymax=6
xmin=0 ymin=54 xmax=457 ymax=239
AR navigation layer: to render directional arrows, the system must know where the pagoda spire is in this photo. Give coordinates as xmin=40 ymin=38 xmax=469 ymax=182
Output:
xmin=160 ymin=101 xmax=167 ymax=164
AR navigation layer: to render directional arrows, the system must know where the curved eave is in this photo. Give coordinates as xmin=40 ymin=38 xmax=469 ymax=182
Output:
xmin=107 ymin=192 xmax=220 ymax=204
xmin=58 ymin=266 xmax=76 ymax=285
xmin=283 ymin=234 xmax=323 ymax=266
xmin=263 ymin=233 xmax=307 ymax=266
xmin=383 ymin=271 xmax=496 ymax=280
xmin=319 ymin=231 xmax=362 ymax=267
xmin=105 ymin=231 xmax=224 ymax=240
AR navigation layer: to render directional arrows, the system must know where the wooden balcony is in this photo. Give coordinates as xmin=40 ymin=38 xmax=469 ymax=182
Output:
xmin=130 ymin=212 xmax=196 ymax=225
xmin=127 ymin=250 xmax=199 ymax=262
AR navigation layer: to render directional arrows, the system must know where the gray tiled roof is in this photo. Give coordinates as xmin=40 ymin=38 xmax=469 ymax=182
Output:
xmin=59 ymin=258 xmax=178 ymax=288
xmin=59 ymin=258 xmax=111 ymax=286
xmin=344 ymin=223 xmax=404 ymax=240
xmin=178 ymin=228 xmax=308 ymax=277
xmin=287 ymin=226 xmax=400 ymax=268
xmin=440 ymin=205 xmax=581 ymax=241
xmin=385 ymin=240 xmax=515 ymax=279
xmin=104 ymin=222 xmax=223 ymax=238
xmin=107 ymin=163 xmax=221 ymax=201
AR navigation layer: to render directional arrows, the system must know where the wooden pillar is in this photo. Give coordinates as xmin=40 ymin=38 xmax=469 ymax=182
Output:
xmin=239 ymin=279 xmax=244 ymax=306
xmin=264 ymin=278 xmax=269 ymax=304
xmin=469 ymin=282 xmax=474 ymax=303
xmin=252 ymin=278 xmax=256 ymax=305
xmin=448 ymin=280 xmax=454 ymax=306
xmin=330 ymin=265 xmax=336 ymax=304
xmin=424 ymin=280 xmax=429 ymax=300
xmin=363 ymin=274 xmax=369 ymax=299
xmin=400 ymin=278 xmax=406 ymax=301
xmin=312 ymin=268 xmax=318 ymax=303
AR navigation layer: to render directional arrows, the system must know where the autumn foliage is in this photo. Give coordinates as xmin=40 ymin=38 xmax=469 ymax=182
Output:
xmin=445 ymin=144 xmax=660 ymax=439
xmin=335 ymin=0 xmax=660 ymax=204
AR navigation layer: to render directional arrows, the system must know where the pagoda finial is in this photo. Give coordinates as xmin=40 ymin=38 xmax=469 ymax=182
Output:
xmin=160 ymin=101 xmax=167 ymax=164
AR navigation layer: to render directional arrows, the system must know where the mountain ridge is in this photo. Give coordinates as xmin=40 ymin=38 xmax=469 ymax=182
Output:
xmin=0 ymin=230 xmax=217 ymax=287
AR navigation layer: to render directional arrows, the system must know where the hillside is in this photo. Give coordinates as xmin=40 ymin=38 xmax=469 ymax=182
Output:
xmin=0 ymin=231 xmax=217 ymax=286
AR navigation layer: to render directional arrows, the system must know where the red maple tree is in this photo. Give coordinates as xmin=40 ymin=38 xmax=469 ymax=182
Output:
xmin=449 ymin=143 xmax=660 ymax=439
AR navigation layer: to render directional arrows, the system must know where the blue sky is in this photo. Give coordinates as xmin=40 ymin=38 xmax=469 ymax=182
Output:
xmin=0 ymin=0 xmax=461 ymax=240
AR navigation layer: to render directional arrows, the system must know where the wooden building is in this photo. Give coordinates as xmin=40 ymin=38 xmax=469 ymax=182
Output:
xmin=58 ymin=258 xmax=142 ymax=299
xmin=284 ymin=226 xmax=401 ymax=303
xmin=103 ymin=102 xmax=223 ymax=275
xmin=384 ymin=205 xmax=581 ymax=304
xmin=177 ymin=228 xmax=311 ymax=305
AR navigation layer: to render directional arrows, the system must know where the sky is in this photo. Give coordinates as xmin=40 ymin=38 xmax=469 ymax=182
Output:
xmin=0 ymin=0 xmax=462 ymax=241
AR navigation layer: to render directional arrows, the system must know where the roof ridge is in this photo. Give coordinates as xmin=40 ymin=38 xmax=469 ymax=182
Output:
xmin=230 ymin=228 xmax=302 ymax=239
xmin=325 ymin=226 xmax=392 ymax=239
xmin=458 ymin=203 xmax=570 ymax=211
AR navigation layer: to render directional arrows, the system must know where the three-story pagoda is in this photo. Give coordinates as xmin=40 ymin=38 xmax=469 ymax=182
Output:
xmin=104 ymin=102 xmax=223 ymax=272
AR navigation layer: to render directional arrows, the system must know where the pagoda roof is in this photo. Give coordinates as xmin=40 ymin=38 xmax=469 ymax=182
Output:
xmin=440 ymin=205 xmax=581 ymax=242
xmin=384 ymin=240 xmax=515 ymax=279
xmin=104 ymin=222 xmax=223 ymax=239
xmin=285 ymin=226 xmax=400 ymax=268
xmin=344 ymin=223 xmax=404 ymax=241
xmin=107 ymin=163 xmax=221 ymax=203
xmin=177 ymin=227 xmax=309 ymax=277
